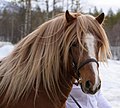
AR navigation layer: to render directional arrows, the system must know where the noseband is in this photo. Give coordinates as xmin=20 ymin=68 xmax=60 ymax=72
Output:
xmin=69 ymin=48 xmax=99 ymax=85
xmin=69 ymin=48 xmax=99 ymax=108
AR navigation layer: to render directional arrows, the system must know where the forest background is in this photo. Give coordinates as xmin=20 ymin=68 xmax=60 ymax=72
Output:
xmin=0 ymin=0 xmax=120 ymax=59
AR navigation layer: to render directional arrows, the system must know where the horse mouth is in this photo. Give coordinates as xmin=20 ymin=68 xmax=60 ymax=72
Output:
xmin=80 ymin=83 xmax=101 ymax=94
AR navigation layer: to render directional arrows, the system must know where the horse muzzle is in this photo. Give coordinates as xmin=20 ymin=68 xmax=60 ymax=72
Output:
xmin=81 ymin=79 xmax=101 ymax=94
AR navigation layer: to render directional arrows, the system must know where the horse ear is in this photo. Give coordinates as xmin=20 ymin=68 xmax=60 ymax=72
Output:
xmin=65 ymin=10 xmax=76 ymax=23
xmin=95 ymin=13 xmax=105 ymax=24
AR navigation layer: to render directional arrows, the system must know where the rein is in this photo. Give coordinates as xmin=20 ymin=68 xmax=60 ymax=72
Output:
xmin=70 ymin=94 xmax=82 ymax=108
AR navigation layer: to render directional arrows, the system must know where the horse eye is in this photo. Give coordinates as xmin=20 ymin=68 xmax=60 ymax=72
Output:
xmin=72 ymin=43 xmax=78 ymax=47
xmin=98 ymin=42 xmax=102 ymax=48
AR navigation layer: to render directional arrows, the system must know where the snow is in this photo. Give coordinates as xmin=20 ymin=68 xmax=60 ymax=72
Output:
xmin=0 ymin=44 xmax=14 ymax=59
xmin=0 ymin=43 xmax=120 ymax=108
xmin=99 ymin=60 xmax=120 ymax=108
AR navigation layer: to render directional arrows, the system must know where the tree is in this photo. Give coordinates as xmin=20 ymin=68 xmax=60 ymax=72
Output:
xmin=93 ymin=6 xmax=99 ymax=16
xmin=45 ymin=0 xmax=49 ymax=20
xmin=106 ymin=8 xmax=116 ymax=28
xmin=70 ymin=0 xmax=81 ymax=12
xmin=24 ymin=0 xmax=32 ymax=36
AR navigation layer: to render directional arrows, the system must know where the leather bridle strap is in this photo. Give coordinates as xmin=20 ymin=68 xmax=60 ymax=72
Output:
xmin=77 ymin=58 xmax=99 ymax=70
xmin=69 ymin=48 xmax=99 ymax=82
xmin=70 ymin=94 xmax=82 ymax=108
xmin=69 ymin=48 xmax=99 ymax=108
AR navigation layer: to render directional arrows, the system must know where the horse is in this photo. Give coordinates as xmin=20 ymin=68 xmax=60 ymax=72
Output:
xmin=0 ymin=10 xmax=111 ymax=108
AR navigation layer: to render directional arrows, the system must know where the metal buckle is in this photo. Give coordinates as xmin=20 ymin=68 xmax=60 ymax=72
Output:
xmin=74 ymin=77 xmax=82 ymax=86
xmin=77 ymin=78 xmax=82 ymax=84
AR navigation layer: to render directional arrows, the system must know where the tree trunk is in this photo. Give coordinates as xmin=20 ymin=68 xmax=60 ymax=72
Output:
xmin=52 ymin=0 xmax=56 ymax=17
xmin=24 ymin=0 xmax=31 ymax=37
xmin=45 ymin=0 xmax=49 ymax=20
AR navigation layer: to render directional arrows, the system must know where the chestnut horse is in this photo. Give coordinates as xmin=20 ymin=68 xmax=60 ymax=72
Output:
xmin=0 ymin=11 xmax=111 ymax=108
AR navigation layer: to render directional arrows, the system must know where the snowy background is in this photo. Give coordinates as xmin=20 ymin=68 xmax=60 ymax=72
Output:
xmin=99 ymin=61 xmax=120 ymax=108
xmin=0 ymin=42 xmax=120 ymax=108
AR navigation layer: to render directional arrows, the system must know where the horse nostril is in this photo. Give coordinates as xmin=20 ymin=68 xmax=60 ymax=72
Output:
xmin=97 ymin=83 xmax=101 ymax=90
xmin=85 ymin=80 xmax=91 ymax=89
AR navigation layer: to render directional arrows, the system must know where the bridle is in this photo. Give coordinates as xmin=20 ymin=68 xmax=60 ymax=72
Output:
xmin=69 ymin=47 xmax=99 ymax=108
xmin=69 ymin=47 xmax=99 ymax=85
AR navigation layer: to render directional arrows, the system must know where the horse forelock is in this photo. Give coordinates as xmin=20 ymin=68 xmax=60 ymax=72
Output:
xmin=77 ymin=14 xmax=111 ymax=60
xmin=0 ymin=12 xmax=111 ymax=106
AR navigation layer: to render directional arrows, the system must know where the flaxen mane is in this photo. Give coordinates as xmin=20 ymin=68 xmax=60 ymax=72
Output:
xmin=0 ymin=12 xmax=111 ymax=105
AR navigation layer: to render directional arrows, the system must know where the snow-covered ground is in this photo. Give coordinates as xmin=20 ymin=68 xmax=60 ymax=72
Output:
xmin=0 ymin=44 xmax=14 ymax=59
xmin=0 ymin=43 xmax=120 ymax=108
xmin=99 ymin=60 xmax=120 ymax=108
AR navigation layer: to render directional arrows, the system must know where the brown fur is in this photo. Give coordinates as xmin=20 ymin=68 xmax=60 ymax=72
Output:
xmin=0 ymin=11 xmax=111 ymax=108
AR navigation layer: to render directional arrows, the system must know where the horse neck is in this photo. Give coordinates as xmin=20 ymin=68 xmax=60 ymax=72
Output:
xmin=36 ymin=69 xmax=74 ymax=108
xmin=58 ymin=64 xmax=75 ymax=104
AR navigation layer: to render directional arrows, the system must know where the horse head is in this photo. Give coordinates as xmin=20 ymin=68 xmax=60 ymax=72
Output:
xmin=65 ymin=10 xmax=110 ymax=94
